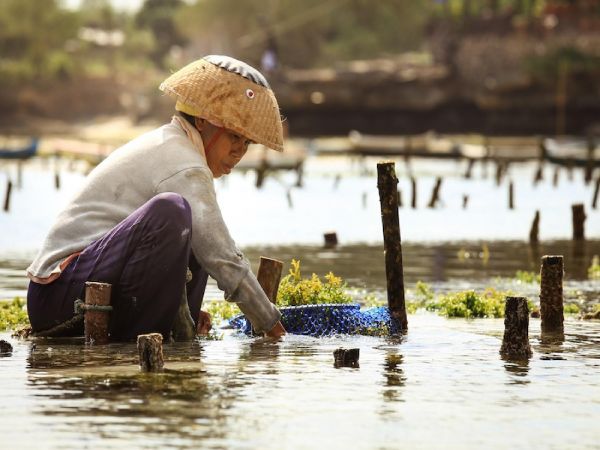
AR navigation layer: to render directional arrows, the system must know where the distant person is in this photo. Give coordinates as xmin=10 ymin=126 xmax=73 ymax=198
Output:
xmin=26 ymin=55 xmax=287 ymax=341
xmin=261 ymin=35 xmax=279 ymax=74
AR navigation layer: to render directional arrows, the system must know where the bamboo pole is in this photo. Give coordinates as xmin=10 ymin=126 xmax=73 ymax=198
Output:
xmin=377 ymin=162 xmax=408 ymax=331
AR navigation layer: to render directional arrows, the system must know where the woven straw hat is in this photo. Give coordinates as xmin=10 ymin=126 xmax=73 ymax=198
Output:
xmin=160 ymin=55 xmax=284 ymax=152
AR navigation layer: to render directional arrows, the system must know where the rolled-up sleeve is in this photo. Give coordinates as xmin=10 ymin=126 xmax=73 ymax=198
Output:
xmin=157 ymin=167 xmax=280 ymax=332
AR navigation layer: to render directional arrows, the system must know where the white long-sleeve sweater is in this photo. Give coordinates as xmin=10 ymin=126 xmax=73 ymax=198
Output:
xmin=27 ymin=118 xmax=281 ymax=333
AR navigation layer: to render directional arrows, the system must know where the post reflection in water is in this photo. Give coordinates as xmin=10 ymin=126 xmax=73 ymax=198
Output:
xmin=503 ymin=359 xmax=530 ymax=385
xmin=381 ymin=350 xmax=405 ymax=404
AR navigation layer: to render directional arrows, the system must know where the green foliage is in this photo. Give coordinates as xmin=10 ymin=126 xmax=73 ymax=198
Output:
xmin=563 ymin=303 xmax=580 ymax=315
xmin=525 ymin=46 xmax=600 ymax=84
xmin=204 ymin=300 xmax=241 ymax=323
xmin=426 ymin=288 xmax=528 ymax=318
xmin=0 ymin=298 xmax=29 ymax=331
xmin=175 ymin=0 xmax=431 ymax=68
xmin=514 ymin=270 xmax=540 ymax=284
xmin=588 ymin=255 xmax=600 ymax=280
xmin=277 ymin=259 xmax=352 ymax=306
xmin=0 ymin=0 xmax=80 ymax=82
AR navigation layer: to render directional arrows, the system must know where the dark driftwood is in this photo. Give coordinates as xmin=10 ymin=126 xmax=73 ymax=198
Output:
xmin=377 ymin=162 xmax=408 ymax=331
xmin=137 ymin=333 xmax=164 ymax=372
xmin=84 ymin=282 xmax=112 ymax=345
xmin=540 ymin=255 xmax=564 ymax=334
xmin=500 ymin=297 xmax=532 ymax=360
xmin=257 ymin=257 xmax=284 ymax=304
xmin=529 ymin=210 xmax=540 ymax=244
xmin=571 ymin=203 xmax=586 ymax=241
xmin=333 ymin=348 xmax=360 ymax=368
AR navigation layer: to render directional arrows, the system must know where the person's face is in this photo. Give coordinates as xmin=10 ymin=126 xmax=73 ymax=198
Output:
xmin=195 ymin=117 xmax=252 ymax=178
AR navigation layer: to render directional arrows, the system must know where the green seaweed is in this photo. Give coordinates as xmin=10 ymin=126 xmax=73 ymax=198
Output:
xmin=277 ymin=259 xmax=352 ymax=306
xmin=0 ymin=298 xmax=30 ymax=331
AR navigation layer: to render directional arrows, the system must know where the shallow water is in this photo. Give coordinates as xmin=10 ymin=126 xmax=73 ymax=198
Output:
xmin=1 ymin=154 xmax=599 ymax=448
xmin=1 ymin=315 xmax=599 ymax=449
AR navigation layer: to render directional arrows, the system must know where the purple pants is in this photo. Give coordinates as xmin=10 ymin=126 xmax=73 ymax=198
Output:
xmin=27 ymin=193 xmax=208 ymax=341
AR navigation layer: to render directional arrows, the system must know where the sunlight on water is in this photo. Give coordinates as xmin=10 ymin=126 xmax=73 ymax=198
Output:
xmin=0 ymin=155 xmax=599 ymax=449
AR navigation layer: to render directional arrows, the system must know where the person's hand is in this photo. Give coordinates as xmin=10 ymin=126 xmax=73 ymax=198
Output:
xmin=264 ymin=321 xmax=286 ymax=339
xmin=196 ymin=310 xmax=212 ymax=335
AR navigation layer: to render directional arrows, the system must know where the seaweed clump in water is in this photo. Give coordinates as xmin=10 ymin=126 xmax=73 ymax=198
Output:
xmin=276 ymin=259 xmax=352 ymax=306
xmin=0 ymin=298 xmax=29 ymax=331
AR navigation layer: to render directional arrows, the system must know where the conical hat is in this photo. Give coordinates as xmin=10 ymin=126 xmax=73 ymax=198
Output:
xmin=160 ymin=55 xmax=284 ymax=152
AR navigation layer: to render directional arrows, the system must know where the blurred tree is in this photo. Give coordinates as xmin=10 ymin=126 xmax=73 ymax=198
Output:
xmin=0 ymin=0 xmax=79 ymax=82
xmin=175 ymin=0 xmax=432 ymax=69
xmin=136 ymin=0 xmax=188 ymax=68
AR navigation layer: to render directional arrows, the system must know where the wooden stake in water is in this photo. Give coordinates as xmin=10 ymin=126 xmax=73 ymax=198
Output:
xmin=427 ymin=177 xmax=442 ymax=208
xmin=323 ymin=231 xmax=338 ymax=249
xmin=257 ymin=256 xmax=284 ymax=304
xmin=333 ymin=348 xmax=360 ymax=368
xmin=84 ymin=282 xmax=112 ymax=345
xmin=500 ymin=296 xmax=532 ymax=360
xmin=377 ymin=162 xmax=408 ymax=331
xmin=3 ymin=179 xmax=12 ymax=212
xmin=592 ymin=176 xmax=600 ymax=209
xmin=540 ymin=255 xmax=564 ymax=334
xmin=410 ymin=177 xmax=417 ymax=209
xmin=462 ymin=194 xmax=469 ymax=209
xmin=508 ymin=181 xmax=514 ymax=209
xmin=529 ymin=210 xmax=540 ymax=244
xmin=571 ymin=203 xmax=586 ymax=241
xmin=137 ymin=333 xmax=164 ymax=372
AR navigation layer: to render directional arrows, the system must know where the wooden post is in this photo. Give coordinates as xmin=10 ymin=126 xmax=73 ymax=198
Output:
xmin=295 ymin=164 xmax=304 ymax=188
xmin=540 ymin=255 xmax=564 ymax=334
xmin=256 ymin=256 xmax=283 ymax=304
xmin=462 ymin=194 xmax=469 ymax=209
xmin=495 ymin=161 xmax=503 ymax=186
xmin=427 ymin=177 xmax=442 ymax=208
xmin=84 ymin=281 xmax=112 ymax=345
xmin=0 ymin=339 xmax=13 ymax=355
xmin=333 ymin=348 xmax=360 ymax=368
xmin=584 ymin=136 xmax=595 ymax=185
xmin=16 ymin=161 xmax=23 ymax=189
xmin=464 ymin=158 xmax=475 ymax=179
xmin=362 ymin=191 xmax=367 ymax=209
xmin=323 ymin=231 xmax=338 ymax=249
xmin=533 ymin=164 xmax=543 ymax=185
xmin=592 ymin=176 xmax=600 ymax=209
xmin=137 ymin=333 xmax=164 ymax=372
xmin=54 ymin=172 xmax=60 ymax=190
xmin=500 ymin=296 xmax=532 ymax=360
xmin=571 ymin=203 xmax=586 ymax=241
xmin=3 ymin=179 xmax=12 ymax=212
xmin=508 ymin=181 xmax=514 ymax=209
xmin=552 ymin=166 xmax=560 ymax=187
xmin=377 ymin=162 xmax=408 ymax=331
xmin=286 ymin=188 xmax=293 ymax=209
xmin=529 ymin=210 xmax=540 ymax=244
xmin=410 ymin=176 xmax=417 ymax=209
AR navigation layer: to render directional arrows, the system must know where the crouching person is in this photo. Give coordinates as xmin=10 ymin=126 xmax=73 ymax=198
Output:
xmin=26 ymin=55 xmax=286 ymax=341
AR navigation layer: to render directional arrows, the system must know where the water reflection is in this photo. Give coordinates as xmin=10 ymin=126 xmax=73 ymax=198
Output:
xmin=503 ymin=359 xmax=530 ymax=385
